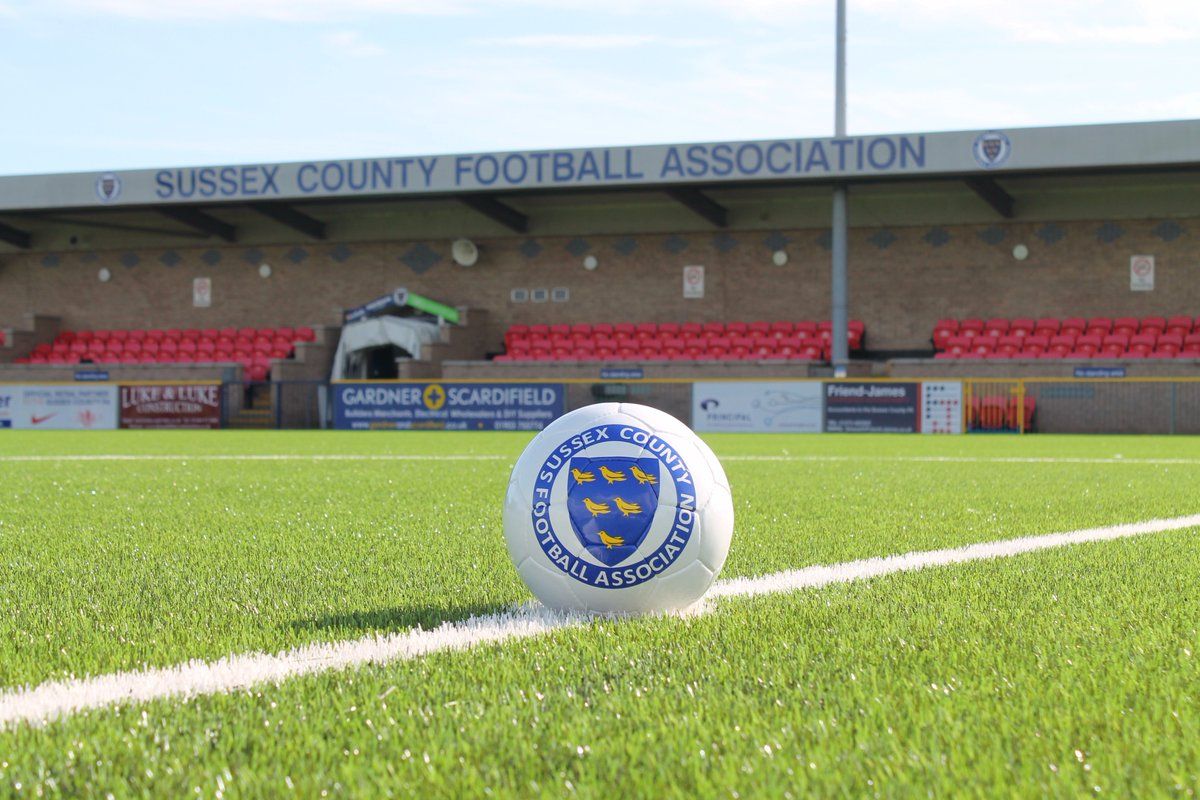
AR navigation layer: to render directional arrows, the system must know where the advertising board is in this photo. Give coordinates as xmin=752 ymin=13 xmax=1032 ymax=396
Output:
xmin=1 ymin=384 xmax=118 ymax=430
xmin=691 ymin=381 xmax=823 ymax=433
xmin=333 ymin=382 xmax=564 ymax=430
xmin=119 ymin=384 xmax=222 ymax=429
xmin=823 ymin=382 xmax=920 ymax=433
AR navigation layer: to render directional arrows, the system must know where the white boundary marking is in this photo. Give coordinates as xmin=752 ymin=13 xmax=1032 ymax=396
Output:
xmin=0 ymin=454 xmax=510 ymax=462
xmin=2 ymin=513 xmax=1197 ymax=729
xmin=3 ymin=453 xmax=1200 ymax=465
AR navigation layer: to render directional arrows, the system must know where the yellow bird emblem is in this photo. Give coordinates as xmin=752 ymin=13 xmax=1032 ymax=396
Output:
xmin=582 ymin=498 xmax=611 ymax=516
xmin=614 ymin=497 xmax=643 ymax=516
xmin=599 ymin=465 xmax=626 ymax=483
xmin=598 ymin=531 xmax=625 ymax=549
xmin=571 ymin=467 xmax=595 ymax=484
xmin=630 ymin=465 xmax=657 ymax=485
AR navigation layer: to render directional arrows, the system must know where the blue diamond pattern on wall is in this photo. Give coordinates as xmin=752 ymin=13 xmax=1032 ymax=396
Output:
xmin=242 ymin=248 xmax=264 ymax=265
xmin=1152 ymin=220 xmax=1185 ymax=242
xmin=120 ymin=252 xmax=139 ymax=269
xmin=764 ymin=231 xmax=790 ymax=251
xmin=978 ymin=226 xmax=1006 ymax=245
xmin=923 ymin=227 xmax=951 ymax=248
xmin=519 ymin=239 xmax=543 ymax=259
xmin=565 ymin=237 xmax=591 ymax=257
xmin=816 ymin=230 xmax=832 ymax=251
xmin=1035 ymin=223 xmax=1065 ymax=245
xmin=712 ymin=232 xmax=738 ymax=253
xmin=867 ymin=229 xmax=897 ymax=249
xmin=330 ymin=244 xmax=353 ymax=263
xmin=40 ymin=254 xmax=60 ymax=268
xmin=159 ymin=250 xmax=181 ymax=267
xmin=201 ymin=249 xmax=222 ymax=266
xmin=613 ymin=237 xmax=638 ymax=256
xmin=286 ymin=247 xmax=309 ymax=264
xmin=1096 ymin=222 xmax=1124 ymax=244
xmin=401 ymin=243 xmax=441 ymax=274
xmin=81 ymin=252 xmax=98 ymax=263
xmin=663 ymin=235 xmax=688 ymax=254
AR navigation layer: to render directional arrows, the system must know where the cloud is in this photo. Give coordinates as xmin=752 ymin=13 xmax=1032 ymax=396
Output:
xmin=324 ymin=30 xmax=386 ymax=57
xmin=473 ymin=33 xmax=713 ymax=49
xmin=54 ymin=0 xmax=473 ymax=22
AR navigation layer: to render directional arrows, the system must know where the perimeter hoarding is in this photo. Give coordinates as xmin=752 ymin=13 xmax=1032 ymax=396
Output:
xmin=0 ymin=385 xmax=118 ymax=430
xmin=119 ymin=384 xmax=221 ymax=429
xmin=692 ymin=381 xmax=823 ymax=433
xmin=824 ymin=382 xmax=920 ymax=433
xmin=333 ymin=382 xmax=564 ymax=430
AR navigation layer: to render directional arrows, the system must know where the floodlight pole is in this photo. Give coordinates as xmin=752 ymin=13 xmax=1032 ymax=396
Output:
xmin=830 ymin=0 xmax=850 ymax=377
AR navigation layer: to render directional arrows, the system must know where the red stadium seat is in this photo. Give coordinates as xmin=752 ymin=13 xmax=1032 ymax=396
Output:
xmin=1166 ymin=316 xmax=1193 ymax=336
xmin=1112 ymin=317 xmax=1139 ymax=337
xmin=1033 ymin=318 xmax=1059 ymax=337
xmin=1129 ymin=334 xmax=1156 ymax=354
xmin=1141 ymin=316 xmax=1166 ymax=336
xmin=1009 ymin=318 xmax=1035 ymax=337
xmin=295 ymin=326 xmax=316 ymax=342
xmin=1060 ymin=318 xmax=1086 ymax=337
xmin=657 ymin=323 xmax=679 ymax=337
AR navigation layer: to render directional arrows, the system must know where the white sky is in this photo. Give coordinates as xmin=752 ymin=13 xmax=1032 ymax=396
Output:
xmin=0 ymin=0 xmax=1196 ymax=174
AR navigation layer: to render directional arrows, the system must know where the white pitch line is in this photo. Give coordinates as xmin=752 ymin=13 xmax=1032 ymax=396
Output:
xmin=2 ymin=513 xmax=1198 ymax=730
xmin=4 ymin=453 xmax=1200 ymax=465
xmin=721 ymin=454 xmax=1200 ymax=466
xmin=0 ymin=454 xmax=511 ymax=462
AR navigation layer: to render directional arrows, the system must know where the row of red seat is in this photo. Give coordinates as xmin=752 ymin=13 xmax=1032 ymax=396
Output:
xmin=497 ymin=336 xmax=832 ymax=362
xmin=503 ymin=321 xmax=865 ymax=362
xmin=14 ymin=325 xmax=316 ymax=382
xmin=54 ymin=326 xmax=315 ymax=343
xmin=934 ymin=316 xmax=1198 ymax=350
xmin=940 ymin=330 xmax=1200 ymax=359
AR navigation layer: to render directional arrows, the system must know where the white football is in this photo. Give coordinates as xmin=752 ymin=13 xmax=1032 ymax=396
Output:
xmin=503 ymin=402 xmax=734 ymax=614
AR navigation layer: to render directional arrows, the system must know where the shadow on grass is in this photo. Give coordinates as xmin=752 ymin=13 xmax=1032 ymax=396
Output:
xmin=293 ymin=601 xmax=514 ymax=635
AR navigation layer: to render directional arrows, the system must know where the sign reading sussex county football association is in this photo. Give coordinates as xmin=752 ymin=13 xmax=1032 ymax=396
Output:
xmin=333 ymin=382 xmax=564 ymax=430
xmin=120 ymin=384 xmax=221 ymax=429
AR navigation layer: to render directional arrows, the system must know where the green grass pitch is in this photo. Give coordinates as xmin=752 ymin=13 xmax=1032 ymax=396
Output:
xmin=1 ymin=431 xmax=1198 ymax=797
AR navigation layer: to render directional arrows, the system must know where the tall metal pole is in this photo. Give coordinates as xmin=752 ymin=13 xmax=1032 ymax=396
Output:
xmin=830 ymin=0 xmax=849 ymax=377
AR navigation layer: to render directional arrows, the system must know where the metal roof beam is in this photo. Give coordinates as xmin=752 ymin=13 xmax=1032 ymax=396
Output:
xmin=0 ymin=219 xmax=32 ymax=249
xmin=457 ymin=194 xmax=528 ymax=234
xmin=158 ymin=207 xmax=237 ymax=242
xmin=964 ymin=176 xmax=1015 ymax=218
xmin=249 ymin=203 xmax=326 ymax=240
xmin=664 ymin=187 xmax=728 ymax=228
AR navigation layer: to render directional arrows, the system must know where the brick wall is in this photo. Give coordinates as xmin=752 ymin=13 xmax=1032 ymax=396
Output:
xmin=2 ymin=216 xmax=1197 ymax=352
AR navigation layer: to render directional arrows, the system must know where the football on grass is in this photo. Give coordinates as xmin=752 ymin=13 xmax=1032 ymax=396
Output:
xmin=503 ymin=403 xmax=733 ymax=613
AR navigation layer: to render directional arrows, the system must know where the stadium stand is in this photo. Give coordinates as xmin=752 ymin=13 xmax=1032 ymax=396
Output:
xmin=494 ymin=320 xmax=866 ymax=362
xmin=15 ymin=325 xmax=317 ymax=382
xmin=931 ymin=316 xmax=1200 ymax=359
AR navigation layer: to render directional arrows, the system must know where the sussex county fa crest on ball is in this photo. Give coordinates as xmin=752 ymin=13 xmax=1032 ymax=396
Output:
xmin=504 ymin=403 xmax=734 ymax=614
xmin=972 ymin=131 xmax=1012 ymax=169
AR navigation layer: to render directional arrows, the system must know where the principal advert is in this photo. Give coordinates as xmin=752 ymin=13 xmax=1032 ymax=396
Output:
xmin=692 ymin=381 xmax=823 ymax=433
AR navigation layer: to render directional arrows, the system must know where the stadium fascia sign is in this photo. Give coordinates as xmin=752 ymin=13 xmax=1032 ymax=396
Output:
xmin=2 ymin=119 xmax=1198 ymax=212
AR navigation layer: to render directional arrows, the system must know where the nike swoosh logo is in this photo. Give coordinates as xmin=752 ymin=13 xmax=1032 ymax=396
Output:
xmin=30 ymin=414 xmax=55 ymax=425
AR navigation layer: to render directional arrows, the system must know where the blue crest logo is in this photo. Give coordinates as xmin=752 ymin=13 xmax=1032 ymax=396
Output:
xmin=972 ymin=131 xmax=1011 ymax=169
xmin=95 ymin=173 xmax=122 ymax=203
xmin=566 ymin=456 xmax=660 ymax=566
xmin=530 ymin=423 xmax=698 ymax=589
